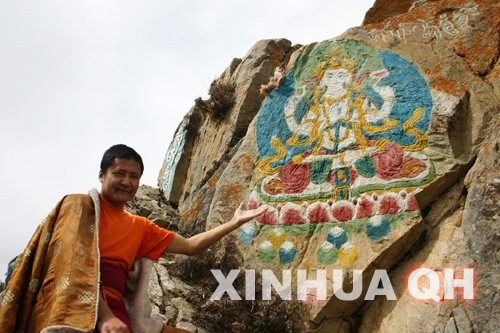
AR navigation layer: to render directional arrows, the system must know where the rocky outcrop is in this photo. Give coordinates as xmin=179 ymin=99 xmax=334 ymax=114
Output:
xmin=158 ymin=39 xmax=300 ymax=208
xmin=153 ymin=0 xmax=500 ymax=331
xmin=125 ymin=185 xmax=181 ymax=231
xmin=357 ymin=121 xmax=500 ymax=332
xmin=362 ymin=0 xmax=417 ymax=25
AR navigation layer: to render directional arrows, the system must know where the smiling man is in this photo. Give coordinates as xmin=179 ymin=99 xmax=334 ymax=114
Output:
xmin=0 ymin=144 xmax=266 ymax=333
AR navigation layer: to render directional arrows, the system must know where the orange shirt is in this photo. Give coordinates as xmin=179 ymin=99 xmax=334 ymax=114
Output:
xmin=98 ymin=194 xmax=175 ymax=299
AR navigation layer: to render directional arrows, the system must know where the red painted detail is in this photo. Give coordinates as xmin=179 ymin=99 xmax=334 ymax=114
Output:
xmin=401 ymin=158 xmax=427 ymax=178
xmin=379 ymin=196 xmax=401 ymax=215
xmin=372 ymin=143 xmax=426 ymax=180
xmin=281 ymin=160 xmax=311 ymax=194
xmin=256 ymin=209 xmax=280 ymax=225
xmin=332 ymin=204 xmax=354 ymax=222
xmin=264 ymin=179 xmax=284 ymax=194
xmin=302 ymin=150 xmax=313 ymax=158
xmin=349 ymin=165 xmax=359 ymax=184
xmin=308 ymin=205 xmax=330 ymax=223
xmin=282 ymin=208 xmax=304 ymax=225
xmin=355 ymin=197 xmax=375 ymax=219
xmin=326 ymin=169 xmax=336 ymax=186
xmin=405 ymin=194 xmax=420 ymax=212
xmin=248 ymin=198 xmax=259 ymax=210
xmin=356 ymin=70 xmax=369 ymax=85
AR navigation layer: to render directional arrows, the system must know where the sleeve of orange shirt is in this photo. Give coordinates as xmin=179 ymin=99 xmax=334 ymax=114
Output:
xmin=135 ymin=216 xmax=176 ymax=262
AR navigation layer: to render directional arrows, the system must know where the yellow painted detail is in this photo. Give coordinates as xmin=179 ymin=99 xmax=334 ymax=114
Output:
xmin=312 ymin=130 xmax=324 ymax=156
xmin=292 ymin=154 xmax=304 ymax=165
xmin=257 ymin=136 xmax=287 ymax=176
xmin=339 ymin=154 xmax=346 ymax=166
xmin=269 ymin=230 xmax=288 ymax=250
xmin=400 ymin=107 xmax=428 ymax=151
xmin=338 ymin=244 xmax=359 ymax=266
xmin=333 ymin=185 xmax=350 ymax=202
xmin=286 ymin=121 xmax=323 ymax=147
xmin=338 ymin=170 xmax=345 ymax=182
xmin=352 ymin=123 xmax=368 ymax=150
xmin=375 ymin=138 xmax=392 ymax=150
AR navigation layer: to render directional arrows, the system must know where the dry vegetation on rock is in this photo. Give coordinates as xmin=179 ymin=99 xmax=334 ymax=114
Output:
xmin=192 ymin=297 xmax=303 ymax=333
xmin=195 ymin=78 xmax=236 ymax=121
xmin=166 ymin=237 xmax=305 ymax=332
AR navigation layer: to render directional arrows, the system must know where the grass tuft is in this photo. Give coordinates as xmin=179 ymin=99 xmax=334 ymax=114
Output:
xmin=195 ymin=78 xmax=236 ymax=121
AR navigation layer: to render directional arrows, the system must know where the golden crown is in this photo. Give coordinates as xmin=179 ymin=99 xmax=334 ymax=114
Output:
xmin=313 ymin=45 xmax=356 ymax=76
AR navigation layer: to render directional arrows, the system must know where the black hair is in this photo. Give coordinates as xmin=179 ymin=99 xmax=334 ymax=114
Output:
xmin=100 ymin=144 xmax=144 ymax=175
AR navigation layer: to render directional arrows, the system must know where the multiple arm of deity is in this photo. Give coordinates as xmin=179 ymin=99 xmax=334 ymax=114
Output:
xmin=363 ymin=69 xmax=395 ymax=123
xmin=283 ymin=68 xmax=396 ymax=148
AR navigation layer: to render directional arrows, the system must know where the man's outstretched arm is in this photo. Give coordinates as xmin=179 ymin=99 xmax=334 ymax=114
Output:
xmin=165 ymin=203 xmax=267 ymax=256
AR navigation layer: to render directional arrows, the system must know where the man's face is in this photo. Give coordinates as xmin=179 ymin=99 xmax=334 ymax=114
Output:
xmin=99 ymin=158 xmax=142 ymax=209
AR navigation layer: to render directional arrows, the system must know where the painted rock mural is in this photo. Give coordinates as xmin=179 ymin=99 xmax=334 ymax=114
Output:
xmin=160 ymin=121 xmax=187 ymax=201
xmin=244 ymin=39 xmax=435 ymax=268
xmin=158 ymin=1 xmax=500 ymax=330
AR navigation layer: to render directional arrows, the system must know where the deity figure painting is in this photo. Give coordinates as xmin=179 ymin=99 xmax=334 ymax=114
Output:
xmin=242 ymin=39 xmax=436 ymax=266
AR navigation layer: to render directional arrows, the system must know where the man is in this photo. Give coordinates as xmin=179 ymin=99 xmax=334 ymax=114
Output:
xmin=0 ymin=144 xmax=266 ymax=333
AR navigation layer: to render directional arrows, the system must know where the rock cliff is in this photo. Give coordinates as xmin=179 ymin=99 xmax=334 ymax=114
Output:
xmin=152 ymin=0 xmax=500 ymax=331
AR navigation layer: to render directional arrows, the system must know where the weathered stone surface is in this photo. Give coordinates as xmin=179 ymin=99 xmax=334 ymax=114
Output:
xmin=238 ymin=4 xmax=496 ymax=319
xmin=444 ymin=317 xmax=458 ymax=333
xmin=423 ymin=178 xmax=465 ymax=228
xmin=358 ymin=201 xmax=468 ymax=332
xmin=159 ymin=39 xmax=296 ymax=209
xmin=157 ymin=106 xmax=204 ymax=206
xmin=205 ymin=122 xmax=261 ymax=230
xmin=489 ymin=58 xmax=500 ymax=100
xmin=453 ymin=304 xmax=473 ymax=333
xmin=460 ymin=123 xmax=500 ymax=332
xmin=154 ymin=263 xmax=192 ymax=296
xmin=176 ymin=321 xmax=197 ymax=332
xmin=176 ymin=309 xmax=192 ymax=323
xmin=125 ymin=185 xmax=180 ymax=231
xmin=148 ymin=264 xmax=164 ymax=308
xmin=362 ymin=0 xmax=416 ymax=25
xmin=154 ymin=0 xmax=500 ymax=330
xmin=152 ymin=304 xmax=167 ymax=324
xmin=170 ymin=297 xmax=195 ymax=313
xmin=163 ymin=305 xmax=177 ymax=325
xmin=358 ymin=123 xmax=500 ymax=332
xmin=178 ymin=140 xmax=244 ymax=237
xmin=303 ymin=318 xmax=350 ymax=333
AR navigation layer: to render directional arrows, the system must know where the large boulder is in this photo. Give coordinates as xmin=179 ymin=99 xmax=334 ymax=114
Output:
xmin=156 ymin=0 xmax=500 ymax=330
xmin=158 ymin=39 xmax=299 ymax=208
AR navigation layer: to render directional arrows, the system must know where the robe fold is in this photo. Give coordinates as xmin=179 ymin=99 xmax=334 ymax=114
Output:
xmin=0 ymin=188 xmax=188 ymax=333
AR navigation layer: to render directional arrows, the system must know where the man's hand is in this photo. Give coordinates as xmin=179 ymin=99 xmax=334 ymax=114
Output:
xmin=97 ymin=295 xmax=129 ymax=333
xmin=97 ymin=316 xmax=129 ymax=333
xmin=233 ymin=202 xmax=267 ymax=226
xmin=164 ymin=202 xmax=267 ymax=256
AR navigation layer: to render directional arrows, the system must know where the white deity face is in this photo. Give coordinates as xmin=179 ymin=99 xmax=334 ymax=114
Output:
xmin=320 ymin=69 xmax=352 ymax=90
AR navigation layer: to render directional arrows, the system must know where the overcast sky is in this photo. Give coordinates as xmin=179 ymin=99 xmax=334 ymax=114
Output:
xmin=0 ymin=0 xmax=375 ymax=279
